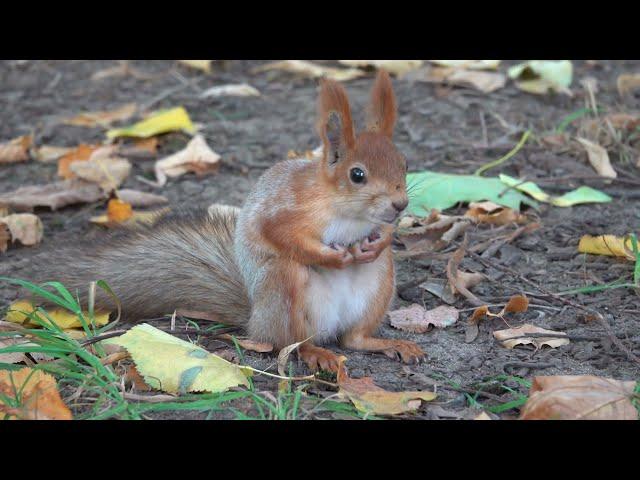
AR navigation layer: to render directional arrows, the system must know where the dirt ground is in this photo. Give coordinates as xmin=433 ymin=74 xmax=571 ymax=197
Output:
xmin=1 ymin=60 xmax=639 ymax=419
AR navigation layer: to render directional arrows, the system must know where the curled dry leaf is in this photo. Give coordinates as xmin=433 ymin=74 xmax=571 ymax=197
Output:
xmin=578 ymin=234 xmax=635 ymax=260
xmin=576 ymin=137 xmax=616 ymax=179
xmin=493 ymin=324 xmax=569 ymax=349
xmin=115 ymin=189 xmax=168 ymax=207
xmin=252 ymin=60 xmax=364 ymax=82
xmin=520 ymin=375 xmax=638 ymax=420
xmin=616 ymin=73 xmax=640 ymax=98
xmin=0 ymin=213 xmax=43 ymax=252
xmin=465 ymin=201 xmax=528 ymax=225
xmin=62 ymin=103 xmax=137 ymax=128
xmin=389 ymin=304 xmax=459 ymax=333
xmin=417 ymin=66 xmax=506 ymax=93
xmin=200 ymin=83 xmax=260 ymax=98
xmin=446 ymin=239 xmax=485 ymax=306
xmin=396 ymin=210 xmax=471 ymax=254
xmin=217 ymin=333 xmax=273 ymax=353
xmin=154 ymin=134 xmax=221 ymax=186
xmin=467 ymin=295 xmax=530 ymax=343
xmin=0 ymin=368 xmax=73 ymax=420
xmin=338 ymin=60 xmax=423 ymax=75
xmin=277 ymin=336 xmax=314 ymax=377
xmin=0 ymin=135 xmax=32 ymax=164
xmin=0 ymin=179 xmax=106 ymax=212
xmin=35 ymin=145 xmax=74 ymax=163
xmin=338 ymin=374 xmax=436 ymax=416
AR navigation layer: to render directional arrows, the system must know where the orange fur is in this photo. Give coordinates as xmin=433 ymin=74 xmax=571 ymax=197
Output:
xmin=366 ymin=69 xmax=397 ymax=138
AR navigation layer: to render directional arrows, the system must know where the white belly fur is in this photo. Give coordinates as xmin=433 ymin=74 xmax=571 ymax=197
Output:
xmin=308 ymin=217 xmax=387 ymax=343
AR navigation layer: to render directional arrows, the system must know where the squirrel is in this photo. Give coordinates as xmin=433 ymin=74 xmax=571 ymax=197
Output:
xmin=29 ymin=69 xmax=425 ymax=372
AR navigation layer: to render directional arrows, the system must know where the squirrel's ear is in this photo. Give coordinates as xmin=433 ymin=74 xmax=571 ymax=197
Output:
xmin=365 ymin=69 xmax=397 ymax=138
xmin=317 ymin=78 xmax=355 ymax=165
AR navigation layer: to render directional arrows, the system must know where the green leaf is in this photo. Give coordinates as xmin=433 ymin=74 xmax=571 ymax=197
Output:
xmin=499 ymin=174 xmax=612 ymax=207
xmin=406 ymin=171 xmax=538 ymax=216
xmin=105 ymin=324 xmax=250 ymax=394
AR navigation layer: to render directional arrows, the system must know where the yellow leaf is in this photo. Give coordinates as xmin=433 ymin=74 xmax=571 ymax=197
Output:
xmin=0 ymin=368 xmax=73 ymax=420
xmin=5 ymin=299 xmax=110 ymax=329
xmin=338 ymin=375 xmax=436 ymax=415
xmin=63 ymin=103 xmax=137 ymax=128
xmin=578 ymin=234 xmax=635 ymax=260
xmin=178 ymin=60 xmax=212 ymax=73
xmin=106 ymin=107 xmax=196 ymax=139
xmin=105 ymin=323 xmax=250 ymax=394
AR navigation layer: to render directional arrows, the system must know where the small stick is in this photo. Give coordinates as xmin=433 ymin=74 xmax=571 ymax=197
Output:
xmin=474 ymin=130 xmax=532 ymax=176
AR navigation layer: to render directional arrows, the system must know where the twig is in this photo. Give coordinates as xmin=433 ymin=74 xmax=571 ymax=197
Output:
xmin=474 ymin=130 xmax=531 ymax=176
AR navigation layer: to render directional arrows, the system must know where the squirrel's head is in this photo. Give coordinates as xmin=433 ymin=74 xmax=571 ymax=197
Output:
xmin=316 ymin=69 xmax=408 ymax=226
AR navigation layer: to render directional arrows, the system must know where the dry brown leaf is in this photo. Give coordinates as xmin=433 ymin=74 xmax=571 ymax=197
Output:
xmin=0 ymin=223 xmax=10 ymax=253
xmin=0 ymin=179 xmax=106 ymax=211
xmin=0 ymin=367 xmax=72 ymax=420
xmin=57 ymin=144 xmax=101 ymax=179
xmin=540 ymin=133 xmax=570 ymax=150
xmin=338 ymin=375 xmax=436 ymax=415
xmin=277 ymin=337 xmax=313 ymax=377
xmin=0 ymin=337 xmax=28 ymax=363
xmin=35 ymin=146 xmax=74 ymax=163
xmin=446 ymin=239 xmax=485 ymax=306
xmin=617 ymin=73 xmax=640 ymax=98
xmin=465 ymin=201 xmax=527 ymax=225
xmin=0 ymin=213 xmax=43 ymax=250
xmin=576 ymin=137 xmax=616 ymax=178
xmin=520 ymin=375 xmax=638 ymax=420
xmin=419 ymin=278 xmax=456 ymax=304
xmin=338 ymin=60 xmax=423 ymax=75
xmin=0 ymin=135 xmax=32 ymax=164
xmin=199 ymin=83 xmax=260 ymax=98
xmin=417 ymin=66 xmax=506 ymax=93
xmin=70 ymin=149 xmax=132 ymax=193
xmin=396 ymin=211 xmax=471 ymax=253
xmin=389 ymin=304 xmax=458 ymax=333
xmin=154 ymin=134 xmax=220 ymax=186
xmin=125 ymin=364 xmax=153 ymax=392
xmin=252 ymin=60 xmax=364 ymax=82
xmin=494 ymin=324 xmax=569 ymax=349
xmin=63 ymin=103 xmax=137 ymax=128
xmin=115 ymin=189 xmax=168 ymax=207
xmin=474 ymin=411 xmax=493 ymax=420
xmin=503 ymin=294 xmax=529 ymax=314
xmin=178 ymin=60 xmax=212 ymax=73
xmin=217 ymin=334 xmax=273 ymax=353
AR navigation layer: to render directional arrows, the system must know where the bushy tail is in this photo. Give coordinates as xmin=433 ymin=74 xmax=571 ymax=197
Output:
xmin=27 ymin=205 xmax=250 ymax=324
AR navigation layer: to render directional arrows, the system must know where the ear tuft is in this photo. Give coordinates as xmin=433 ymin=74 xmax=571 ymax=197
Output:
xmin=366 ymin=69 xmax=397 ymax=138
xmin=317 ymin=78 xmax=355 ymax=164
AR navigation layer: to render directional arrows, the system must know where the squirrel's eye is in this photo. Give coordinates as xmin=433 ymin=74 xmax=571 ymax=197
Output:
xmin=350 ymin=167 xmax=366 ymax=184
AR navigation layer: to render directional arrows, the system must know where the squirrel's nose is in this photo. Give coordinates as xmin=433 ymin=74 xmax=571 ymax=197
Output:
xmin=392 ymin=199 xmax=408 ymax=212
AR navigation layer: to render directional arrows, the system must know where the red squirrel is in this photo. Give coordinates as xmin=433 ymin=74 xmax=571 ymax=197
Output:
xmin=32 ymin=69 xmax=425 ymax=372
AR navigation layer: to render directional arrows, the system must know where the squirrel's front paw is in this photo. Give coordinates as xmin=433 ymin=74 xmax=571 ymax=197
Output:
xmin=380 ymin=339 xmax=425 ymax=364
xmin=323 ymin=243 xmax=354 ymax=269
xmin=350 ymin=231 xmax=389 ymax=264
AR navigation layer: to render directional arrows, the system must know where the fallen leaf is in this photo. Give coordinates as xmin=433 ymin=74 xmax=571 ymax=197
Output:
xmin=70 ymin=152 xmax=131 ymax=193
xmin=252 ymin=60 xmax=364 ymax=82
xmin=520 ymin=375 xmax=638 ymax=420
xmin=57 ymin=144 xmax=101 ymax=179
xmin=338 ymin=60 xmax=423 ymax=75
xmin=125 ymin=365 xmax=152 ymax=391
xmin=90 ymin=206 xmax=169 ymax=228
xmin=416 ymin=66 xmax=506 ymax=93
xmin=200 ymin=83 xmax=260 ymax=98
xmin=154 ymin=134 xmax=220 ymax=186
xmin=217 ymin=334 xmax=273 ymax=353
xmin=0 ymin=135 xmax=32 ymax=164
xmin=62 ymin=103 xmax=137 ymax=128
xmin=503 ymin=294 xmax=529 ymax=314
xmin=617 ymin=73 xmax=640 ymax=98
xmin=494 ymin=324 xmax=569 ymax=349
xmin=178 ymin=60 xmax=212 ymax=73
xmin=576 ymin=137 xmax=616 ymax=178
xmin=465 ymin=201 xmax=528 ymax=225
xmin=407 ymin=171 xmax=537 ymax=216
xmin=277 ymin=337 xmax=313 ymax=377
xmin=338 ymin=375 xmax=436 ymax=415
xmin=115 ymin=189 xmax=168 ymax=207
xmin=396 ymin=211 xmax=471 ymax=253
xmin=0 ymin=368 xmax=72 ymax=420
xmin=0 ymin=337 xmax=28 ymax=363
xmin=35 ymin=145 xmax=74 ymax=163
xmin=105 ymin=323 xmax=250 ymax=394
xmin=6 ymin=299 xmax=111 ymax=329
xmin=430 ymin=60 xmax=501 ymax=70
xmin=508 ymin=61 xmax=573 ymax=96
xmin=0 ymin=223 xmax=10 ymax=252
xmin=389 ymin=304 xmax=459 ymax=333
xmin=419 ymin=278 xmax=457 ymax=304
xmin=106 ymin=107 xmax=196 ymax=139
xmin=578 ymin=234 xmax=635 ymax=260
xmin=474 ymin=411 xmax=493 ymax=420
xmin=0 ymin=180 xmax=106 ymax=211
xmin=498 ymin=174 xmax=611 ymax=207
xmin=0 ymin=213 xmax=43 ymax=251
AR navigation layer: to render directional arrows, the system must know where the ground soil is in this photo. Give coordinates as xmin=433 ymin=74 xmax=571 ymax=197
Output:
xmin=1 ymin=60 xmax=639 ymax=419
